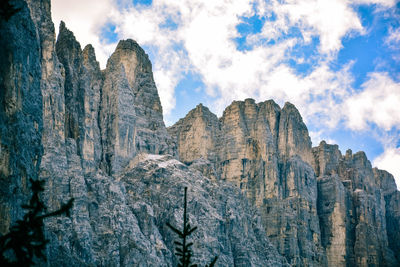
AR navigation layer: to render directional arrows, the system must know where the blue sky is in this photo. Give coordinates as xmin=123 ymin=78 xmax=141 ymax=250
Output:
xmin=52 ymin=0 xmax=400 ymax=187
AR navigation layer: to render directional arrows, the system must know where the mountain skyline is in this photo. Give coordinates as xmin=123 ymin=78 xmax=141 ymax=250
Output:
xmin=51 ymin=0 xmax=400 ymax=188
xmin=2 ymin=1 xmax=400 ymax=264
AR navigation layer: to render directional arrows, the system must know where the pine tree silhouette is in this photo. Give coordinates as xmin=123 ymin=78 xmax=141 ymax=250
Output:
xmin=167 ymin=187 xmax=218 ymax=267
xmin=0 ymin=178 xmax=74 ymax=266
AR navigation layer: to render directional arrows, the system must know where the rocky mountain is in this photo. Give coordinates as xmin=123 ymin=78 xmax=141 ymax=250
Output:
xmin=168 ymin=100 xmax=325 ymax=266
xmin=168 ymin=101 xmax=400 ymax=266
xmin=0 ymin=0 xmax=399 ymax=266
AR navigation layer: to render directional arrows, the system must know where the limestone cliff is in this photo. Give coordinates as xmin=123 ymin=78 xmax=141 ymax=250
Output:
xmin=169 ymin=99 xmax=325 ymax=266
xmin=100 ymin=39 xmax=175 ymax=175
xmin=0 ymin=0 xmax=43 ymax=235
xmin=313 ymin=142 xmax=399 ymax=266
xmin=0 ymin=1 xmax=287 ymax=266
xmin=169 ymin=100 xmax=400 ymax=267
xmin=1 ymin=0 xmax=399 ymax=266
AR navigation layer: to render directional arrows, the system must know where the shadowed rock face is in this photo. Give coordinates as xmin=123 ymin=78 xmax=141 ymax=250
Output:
xmin=0 ymin=0 xmax=43 ymax=235
xmin=1 ymin=1 xmax=399 ymax=266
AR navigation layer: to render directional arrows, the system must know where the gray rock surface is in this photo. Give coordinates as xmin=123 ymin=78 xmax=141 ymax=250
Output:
xmin=0 ymin=0 xmax=43 ymax=235
xmin=121 ymin=154 xmax=289 ymax=267
xmin=1 ymin=0 xmax=400 ymax=266
xmin=100 ymin=39 xmax=175 ymax=176
xmin=1 ymin=1 xmax=288 ymax=266
xmin=169 ymin=98 xmax=326 ymax=266
xmin=170 ymin=100 xmax=400 ymax=267
xmin=313 ymin=141 xmax=399 ymax=266
xmin=56 ymin=22 xmax=103 ymax=174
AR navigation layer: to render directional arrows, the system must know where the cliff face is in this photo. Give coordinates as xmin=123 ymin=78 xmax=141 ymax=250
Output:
xmin=1 ymin=1 xmax=399 ymax=266
xmin=169 ymin=99 xmax=325 ymax=266
xmin=0 ymin=1 xmax=287 ymax=266
xmin=100 ymin=39 xmax=175 ymax=176
xmin=0 ymin=0 xmax=43 ymax=235
xmin=313 ymin=142 xmax=399 ymax=266
xmin=169 ymin=100 xmax=400 ymax=266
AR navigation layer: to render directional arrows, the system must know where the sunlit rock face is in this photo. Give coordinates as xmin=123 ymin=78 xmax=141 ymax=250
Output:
xmin=100 ymin=39 xmax=176 ymax=176
xmin=170 ymin=100 xmax=400 ymax=266
xmin=169 ymin=98 xmax=326 ymax=266
xmin=1 ymin=1 xmax=399 ymax=266
xmin=313 ymin=142 xmax=399 ymax=266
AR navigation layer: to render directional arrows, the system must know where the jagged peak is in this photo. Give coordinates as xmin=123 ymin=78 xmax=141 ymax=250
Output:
xmin=57 ymin=21 xmax=79 ymax=46
xmin=82 ymin=44 xmax=100 ymax=70
xmin=116 ymin=38 xmax=141 ymax=51
xmin=83 ymin=44 xmax=95 ymax=57
xmin=262 ymin=99 xmax=280 ymax=108
xmin=195 ymin=102 xmax=204 ymax=110
xmin=59 ymin=20 xmax=66 ymax=31
xmin=106 ymin=38 xmax=153 ymax=88
xmin=283 ymin=101 xmax=295 ymax=109
xmin=56 ymin=21 xmax=83 ymax=64
xmin=315 ymin=140 xmax=340 ymax=150
xmin=225 ymin=98 xmax=282 ymax=114
xmin=281 ymin=101 xmax=302 ymax=118
xmin=244 ymin=98 xmax=256 ymax=104
xmin=114 ymin=39 xmax=151 ymax=67
xmin=189 ymin=103 xmax=214 ymax=118
xmin=193 ymin=103 xmax=213 ymax=115
xmin=223 ymin=98 xmax=256 ymax=116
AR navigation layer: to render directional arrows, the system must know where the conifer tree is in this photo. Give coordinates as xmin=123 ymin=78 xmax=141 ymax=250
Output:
xmin=167 ymin=187 xmax=218 ymax=267
xmin=0 ymin=178 xmax=74 ymax=266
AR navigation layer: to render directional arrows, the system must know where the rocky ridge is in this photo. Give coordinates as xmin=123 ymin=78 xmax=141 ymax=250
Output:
xmin=0 ymin=0 xmax=399 ymax=266
xmin=1 ymin=1 xmax=286 ymax=266
xmin=168 ymin=100 xmax=400 ymax=266
xmin=169 ymin=99 xmax=325 ymax=266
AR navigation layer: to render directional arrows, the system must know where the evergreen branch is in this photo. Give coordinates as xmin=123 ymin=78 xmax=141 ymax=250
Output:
xmin=186 ymin=226 xmax=197 ymax=236
xmin=0 ymin=178 xmax=73 ymax=266
xmin=166 ymin=187 xmax=218 ymax=267
xmin=167 ymin=222 xmax=184 ymax=237
xmin=206 ymin=256 xmax=218 ymax=267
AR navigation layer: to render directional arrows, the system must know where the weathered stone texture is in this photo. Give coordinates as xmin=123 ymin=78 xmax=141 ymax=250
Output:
xmin=168 ymin=103 xmax=221 ymax=164
xmin=169 ymin=98 xmax=326 ymax=266
xmin=313 ymin=141 xmax=399 ymax=267
xmin=1 ymin=0 xmax=288 ymax=266
xmin=374 ymin=168 xmax=400 ymax=264
xmin=100 ymin=39 xmax=175 ymax=175
xmin=55 ymin=22 xmax=103 ymax=173
xmin=170 ymin=99 xmax=400 ymax=267
xmin=0 ymin=0 xmax=43 ymax=234
xmin=1 ymin=0 xmax=400 ymax=266
xmin=122 ymin=154 xmax=289 ymax=267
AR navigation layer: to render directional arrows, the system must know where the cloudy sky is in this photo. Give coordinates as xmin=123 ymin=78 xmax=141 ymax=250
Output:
xmin=51 ymin=0 xmax=400 ymax=188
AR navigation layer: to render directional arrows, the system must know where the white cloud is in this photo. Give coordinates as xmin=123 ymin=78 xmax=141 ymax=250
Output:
xmin=50 ymin=0 xmax=400 ymax=184
xmin=309 ymin=130 xmax=337 ymax=147
xmin=386 ymin=27 xmax=400 ymax=48
xmin=374 ymin=147 xmax=400 ymax=190
xmin=51 ymin=0 xmax=398 ymax=126
xmin=344 ymin=72 xmax=400 ymax=131
xmin=352 ymin=0 xmax=396 ymax=6
xmin=267 ymin=0 xmax=364 ymax=54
